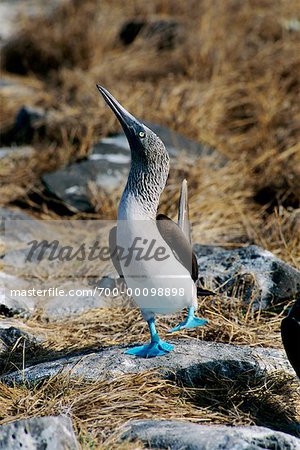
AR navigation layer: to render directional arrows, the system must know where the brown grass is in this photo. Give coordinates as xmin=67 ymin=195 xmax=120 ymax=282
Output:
xmin=0 ymin=0 xmax=299 ymax=260
xmin=1 ymin=0 xmax=300 ymax=447
xmin=0 ymin=369 xmax=299 ymax=449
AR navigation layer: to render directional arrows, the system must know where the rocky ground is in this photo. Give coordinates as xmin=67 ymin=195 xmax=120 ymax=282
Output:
xmin=0 ymin=0 xmax=300 ymax=449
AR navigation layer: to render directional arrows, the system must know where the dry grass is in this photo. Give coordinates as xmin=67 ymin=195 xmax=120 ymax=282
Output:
xmin=0 ymin=0 xmax=299 ymax=260
xmin=1 ymin=0 xmax=300 ymax=447
xmin=0 ymin=370 xmax=299 ymax=449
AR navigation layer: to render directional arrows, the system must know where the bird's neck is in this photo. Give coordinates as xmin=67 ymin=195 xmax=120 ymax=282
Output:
xmin=118 ymin=162 xmax=169 ymax=220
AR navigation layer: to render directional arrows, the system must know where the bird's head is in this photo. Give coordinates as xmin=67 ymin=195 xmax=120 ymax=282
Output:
xmin=96 ymin=85 xmax=169 ymax=172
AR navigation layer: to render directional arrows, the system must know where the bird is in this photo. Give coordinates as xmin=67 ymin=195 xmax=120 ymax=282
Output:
xmin=97 ymin=85 xmax=214 ymax=358
xmin=281 ymin=300 xmax=300 ymax=378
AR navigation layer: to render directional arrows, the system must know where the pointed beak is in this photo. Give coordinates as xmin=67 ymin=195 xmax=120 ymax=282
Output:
xmin=96 ymin=85 xmax=143 ymax=144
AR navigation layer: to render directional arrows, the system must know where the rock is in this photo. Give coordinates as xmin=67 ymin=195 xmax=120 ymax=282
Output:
xmin=0 ymin=2 xmax=19 ymax=45
xmin=0 ymin=416 xmax=79 ymax=450
xmin=0 ymin=207 xmax=34 ymax=233
xmin=194 ymin=244 xmax=300 ymax=309
xmin=282 ymin=18 xmax=300 ymax=32
xmin=0 ymin=320 xmax=43 ymax=374
xmin=0 ymin=207 xmax=37 ymax=243
xmin=0 ymin=1 xmax=64 ymax=47
xmin=1 ymin=216 xmax=118 ymax=319
xmin=0 ymin=209 xmax=42 ymax=316
xmin=0 ymin=77 xmax=37 ymax=98
xmin=14 ymin=105 xmax=45 ymax=143
xmin=40 ymin=281 xmax=113 ymax=320
xmin=0 ymin=272 xmax=34 ymax=317
xmin=0 ymin=324 xmax=40 ymax=353
xmin=42 ymin=124 xmax=221 ymax=212
xmin=0 ymin=270 xmax=114 ymax=320
xmin=0 ymin=106 xmax=46 ymax=145
xmin=42 ymin=142 xmax=130 ymax=212
xmin=0 ymin=145 xmax=35 ymax=160
xmin=1 ymin=339 xmax=294 ymax=386
xmin=119 ymin=19 xmax=185 ymax=50
xmin=121 ymin=420 xmax=300 ymax=450
xmin=281 ymin=299 xmax=300 ymax=378
xmin=119 ymin=20 xmax=145 ymax=45
xmin=102 ymin=122 xmax=217 ymax=160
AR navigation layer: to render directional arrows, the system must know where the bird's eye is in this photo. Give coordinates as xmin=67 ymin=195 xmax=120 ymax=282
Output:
xmin=138 ymin=131 xmax=145 ymax=138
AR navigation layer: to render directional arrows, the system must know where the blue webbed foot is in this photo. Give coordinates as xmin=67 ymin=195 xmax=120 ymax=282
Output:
xmin=168 ymin=307 xmax=208 ymax=333
xmin=125 ymin=339 xmax=174 ymax=358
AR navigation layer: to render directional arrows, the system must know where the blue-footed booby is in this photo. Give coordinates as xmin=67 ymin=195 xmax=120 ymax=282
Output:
xmin=97 ymin=85 xmax=213 ymax=358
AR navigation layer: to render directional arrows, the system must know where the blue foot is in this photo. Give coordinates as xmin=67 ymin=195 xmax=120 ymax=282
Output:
xmin=168 ymin=307 xmax=208 ymax=333
xmin=125 ymin=339 xmax=174 ymax=358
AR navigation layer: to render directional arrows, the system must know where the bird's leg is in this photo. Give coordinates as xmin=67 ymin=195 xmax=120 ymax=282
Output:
xmin=168 ymin=306 xmax=208 ymax=333
xmin=125 ymin=317 xmax=174 ymax=357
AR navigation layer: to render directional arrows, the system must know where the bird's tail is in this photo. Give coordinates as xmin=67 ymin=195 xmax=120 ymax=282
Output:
xmin=197 ymin=286 xmax=216 ymax=297
xmin=179 ymin=180 xmax=217 ymax=298
xmin=178 ymin=179 xmax=192 ymax=244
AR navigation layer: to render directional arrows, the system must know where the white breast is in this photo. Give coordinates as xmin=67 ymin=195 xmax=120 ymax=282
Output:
xmin=117 ymin=195 xmax=196 ymax=319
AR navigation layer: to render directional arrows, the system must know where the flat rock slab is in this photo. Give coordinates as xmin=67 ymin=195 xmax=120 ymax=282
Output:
xmin=0 ymin=416 xmax=79 ymax=450
xmin=1 ymin=339 xmax=294 ymax=386
xmin=42 ymin=123 xmax=223 ymax=212
xmin=194 ymin=244 xmax=300 ymax=309
xmin=121 ymin=420 xmax=300 ymax=450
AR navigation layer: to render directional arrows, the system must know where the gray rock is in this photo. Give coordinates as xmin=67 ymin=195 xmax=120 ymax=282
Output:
xmin=0 ymin=320 xmax=43 ymax=374
xmin=119 ymin=19 xmax=185 ymax=50
xmin=14 ymin=106 xmax=45 ymax=143
xmin=42 ymin=124 xmax=222 ymax=212
xmin=0 ymin=77 xmax=35 ymax=92
xmin=0 ymin=272 xmax=34 ymax=317
xmin=0 ymin=105 xmax=46 ymax=145
xmin=0 ymin=1 xmax=64 ymax=46
xmin=0 ymin=145 xmax=35 ymax=160
xmin=0 ymin=324 xmax=39 ymax=353
xmin=40 ymin=282 xmax=113 ymax=320
xmin=0 ymin=416 xmax=79 ymax=450
xmin=0 ymin=208 xmax=44 ymax=256
xmin=0 ymin=207 xmax=37 ymax=242
xmin=194 ymin=244 xmax=300 ymax=309
xmin=42 ymin=142 xmax=130 ymax=212
xmin=121 ymin=420 xmax=300 ymax=450
xmin=102 ymin=122 xmax=218 ymax=160
xmin=1 ymin=339 xmax=294 ymax=386
xmin=0 ymin=207 xmax=34 ymax=233
xmin=0 ymin=270 xmax=114 ymax=320
xmin=1 ymin=213 xmax=118 ymax=319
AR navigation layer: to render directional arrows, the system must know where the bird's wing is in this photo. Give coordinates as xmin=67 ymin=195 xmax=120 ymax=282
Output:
xmin=108 ymin=225 xmax=123 ymax=278
xmin=281 ymin=302 xmax=300 ymax=378
xmin=157 ymin=179 xmax=215 ymax=296
xmin=157 ymin=213 xmax=198 ymax=282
